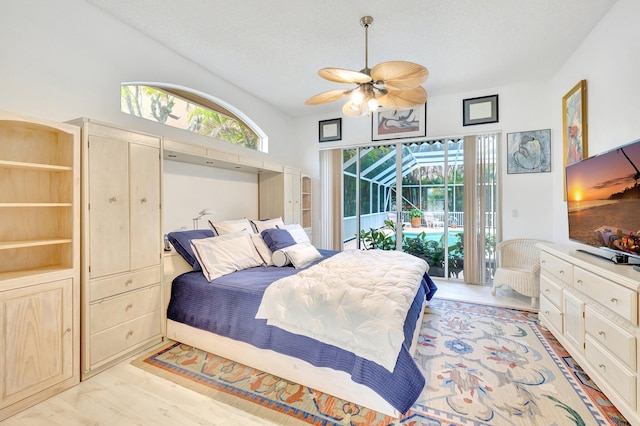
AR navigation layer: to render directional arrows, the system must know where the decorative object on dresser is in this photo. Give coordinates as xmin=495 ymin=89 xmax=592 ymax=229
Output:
xmin=492 ymin=238 xmax=551 ymax=307
xmin=0 ymin=110 xmax=80 ymax=420
xmin=539 ymin=243 xmax=640 ymax=425
xmin=67 ymin=118 xmax=163 ymax=380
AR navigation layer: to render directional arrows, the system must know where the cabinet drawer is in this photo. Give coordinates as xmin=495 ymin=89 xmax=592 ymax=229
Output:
xmin=90 ymin=284 xmax=160 ymax=334
xmin=540 ymin=274 xmax=563 ymax=308
xmin=574 ymin=268 xmax=637 ymax=324
xmin=585 ymin=334 xmax=636 ymax=408
xmin=540 ymin=251 xmax=572 ymax=285
xmin=89 ymin=267 xmax=161 ymax=301
xmin=585 ymin=306 xmax=636 ymax=370
xmin=90 ymin=310 xmax=161 ymax=365
xmin=540 ymin=295 xmax=563 ymax=333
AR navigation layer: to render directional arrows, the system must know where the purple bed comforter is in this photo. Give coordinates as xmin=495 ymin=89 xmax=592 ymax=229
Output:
xmin=166 ymin=249 xmax=437 ymax=413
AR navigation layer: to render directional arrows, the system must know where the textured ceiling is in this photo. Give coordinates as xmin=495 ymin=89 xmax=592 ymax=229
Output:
xmin=85 ymin=0 xmax=616 ymax=117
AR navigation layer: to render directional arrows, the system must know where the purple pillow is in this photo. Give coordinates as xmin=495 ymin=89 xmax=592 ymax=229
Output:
xmin=261 ymin=228 xmax=296 ymax=252
xmin=167 ymin=229 xmax=215 ymax=271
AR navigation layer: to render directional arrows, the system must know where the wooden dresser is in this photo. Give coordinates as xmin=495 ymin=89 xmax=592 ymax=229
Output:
xmin=69 ymin=118 xmax=163 ymax=379
xmin=538 ymin=244 xmax=640 ymax=424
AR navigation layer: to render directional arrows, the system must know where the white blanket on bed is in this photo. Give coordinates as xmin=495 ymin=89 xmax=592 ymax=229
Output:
xmin=255 ymin=249 xmax=427 ymax=372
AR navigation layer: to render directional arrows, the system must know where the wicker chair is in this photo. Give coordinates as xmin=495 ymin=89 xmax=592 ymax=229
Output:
xmin=491 ymin=239 xmax=551 ymax=308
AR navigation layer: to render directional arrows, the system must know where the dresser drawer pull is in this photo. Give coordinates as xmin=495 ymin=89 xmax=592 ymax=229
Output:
xmin=126 ymin=330 xmax=134 ymax=338
xmin=125 ymin=303 xmax=133 ymax=311
xmin=559 ymin=270 xmax=565 ymax=275
xmin=544 ymin=289 xmax=550 ymax=293
xmin=64 ymin=328 xmax=71 ymax=334
xmin=140 ymin=197 xmax=147 ymax=203
xmin=109 ymin=196 xmax=117 ymax=203
xmin=541 ymin=260 xmax=546 ymax=264
xmin=598 ymin=331 xmax=606 ymax=337
xmin=544 ymin=310 xmax=549 ymax=315
xmin=610 ymin=297 xmax=618 ymax=303
xmin=576 ymin=279 xmax=583 ymax=285
xmin=598 ymin=363 xmax=606 ymax=372
xmin=124 ymin=279 xmax=133 ymax=287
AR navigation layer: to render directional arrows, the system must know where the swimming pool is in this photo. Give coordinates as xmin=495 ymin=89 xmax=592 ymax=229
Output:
xmin=403 ymin=228 xmax=463 ymax=245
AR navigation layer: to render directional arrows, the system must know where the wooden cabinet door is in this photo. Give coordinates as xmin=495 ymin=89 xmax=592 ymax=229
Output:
xmin=284 ymin=169 xmax=301 ymax=224
xmin=88 ymin=136 xmax=130 ymax=278
xmin=563 ymin=290 xmax=585 ymax=353
xmin=0 ymin=279 xmax=73 ymax=408
xmin=129 ymin=143 xmax=161 ymax=270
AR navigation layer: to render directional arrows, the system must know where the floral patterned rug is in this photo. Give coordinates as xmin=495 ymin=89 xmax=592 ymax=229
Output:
xmin=133 ymin=299 xmax=630 ymax=425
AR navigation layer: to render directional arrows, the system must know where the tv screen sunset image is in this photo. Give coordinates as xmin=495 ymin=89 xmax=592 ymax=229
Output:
xmin=566 ymin=140 xmax=640 ymax=255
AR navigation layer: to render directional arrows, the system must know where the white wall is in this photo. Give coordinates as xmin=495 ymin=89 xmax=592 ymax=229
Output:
xmin=551 ymin=0 xmax=640 ymax=246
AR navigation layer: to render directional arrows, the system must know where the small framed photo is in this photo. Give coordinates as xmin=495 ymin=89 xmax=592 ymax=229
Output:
xmin=506 ymin=129 xmax=551 ymax=174
xmin=319 ymin=118 xmax=342 ymax=142
xmin=372 ymin=104 xmax=426 ymax=141
xmin=463 ymin=94 xmax=499 ymax=126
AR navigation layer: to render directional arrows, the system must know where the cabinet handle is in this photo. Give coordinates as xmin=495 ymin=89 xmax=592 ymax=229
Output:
xmin=126 ymin=330 xmax=134 ymax=338
xmin=541 ymin=260 xmax=546 ymax=264
xmin=140 ymin=197 xmax=147 ymax=203
xmin=64 ymin=328 xmax=71 ymax=334
xmin=598 ymin=363 xmax=606 ymax=372
xmin=599 ymin=331 xmax=606 ymax=337
xmin=610 ymin=297 xmax=618 ymax=303
xmin=109 ymin=196 xmax=117 ymax=203
xmin=125 ymin=279 xmax=133 ymax=287
xmin=576 ymin=279 xmax=582 ymax=285
xmin=544 ymin=310 xmax=550 ymax=315
xmin=125 ymin=303 xmax=133 ymax=311
xmin=544 ymin=289 xmax=550 ymax=293
xmin=559 ymin=270 xmax=564 ymax=275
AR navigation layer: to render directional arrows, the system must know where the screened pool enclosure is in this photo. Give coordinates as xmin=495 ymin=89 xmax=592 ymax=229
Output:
xmin=342 ymin=136 xmax=498 ymax=283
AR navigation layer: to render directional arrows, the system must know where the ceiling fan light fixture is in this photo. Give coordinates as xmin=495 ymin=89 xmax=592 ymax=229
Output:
xmin=305 ymin=16 xmax=428 ymax=117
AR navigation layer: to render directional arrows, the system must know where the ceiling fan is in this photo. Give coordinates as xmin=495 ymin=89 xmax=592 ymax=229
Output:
xmin=305 ymin=16 xmax=428 ymax=117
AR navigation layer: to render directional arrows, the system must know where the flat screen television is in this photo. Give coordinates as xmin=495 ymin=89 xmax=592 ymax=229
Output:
xmin=566 ymin=138 xmax=640 ymax=264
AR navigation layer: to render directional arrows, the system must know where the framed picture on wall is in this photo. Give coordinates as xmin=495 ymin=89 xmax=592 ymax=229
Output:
xmin=371 ymin=104 xmax=426 ymax=141
xmin=506 ymin=129 xmax=551 ymax=174
xmin=319 ymin=118 xmax=342 ymax=142
xmin=562 ymin=80 xmax=588 ymax=167
xmin=462 ymin=94 xmax=499 ymax=126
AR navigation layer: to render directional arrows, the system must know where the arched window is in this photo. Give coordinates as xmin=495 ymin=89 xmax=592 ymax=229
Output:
xmin=120 ymin=83 xmax=268 ymax=152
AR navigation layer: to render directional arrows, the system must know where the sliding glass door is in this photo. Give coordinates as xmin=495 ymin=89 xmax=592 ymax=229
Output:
xmin=341 ymin=135 xmax=497 ymax=284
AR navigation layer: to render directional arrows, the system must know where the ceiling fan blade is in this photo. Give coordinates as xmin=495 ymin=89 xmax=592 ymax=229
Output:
xmin=342 ymin=100 xmax=364 ymax=117
xmin=318 ymin=68 xmax=372 ymax=84
xmin=377 ymin=86 xmax=427 ymax=109
xmin=305 ymin=89 xmax=352 ymax=105
xmin=371 ymin=61 xmax=429 ymax=90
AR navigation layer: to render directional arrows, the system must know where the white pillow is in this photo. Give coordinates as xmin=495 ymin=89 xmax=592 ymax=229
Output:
xmin=277 ymin=223 xmax=310 ymax=244
xmin=250 ymin=233 xmax=274 ymax=266
xmin=190 ymin=232 xmax=264 ymax=281
xmin=208 ymin=218 xmax=255 ymax=235
xmin=272 ymin=242 xmax=323 ymax=269
xmin=251 ymin=217 xmax=284 ymax=234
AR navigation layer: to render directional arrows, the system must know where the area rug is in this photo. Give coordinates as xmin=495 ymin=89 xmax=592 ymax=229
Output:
xmin=132 ymin=299 xmax=630 ymax=425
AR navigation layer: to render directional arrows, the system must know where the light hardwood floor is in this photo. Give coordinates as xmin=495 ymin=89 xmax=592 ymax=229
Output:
xmin=2 ymin=283 xmax=531 ymax=426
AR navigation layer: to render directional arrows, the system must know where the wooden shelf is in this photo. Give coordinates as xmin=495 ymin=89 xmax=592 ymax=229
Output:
xmin=0 ymin=239 xmax=72 ymax=250
xmin=0 ymin=159 xmax=72 ymax=171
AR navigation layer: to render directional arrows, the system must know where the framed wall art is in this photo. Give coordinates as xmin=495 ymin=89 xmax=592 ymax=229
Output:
xmin=463 ymin=94 xmax=499 ymax=126
xmin=372 ymin=104 xmax=426 ymax=141
xmin=562 ymin=79 xmax=588 ymax=168
xmin=319 ymin=118 xmax=342 ymax=142
xmin=506 ymin=129 xmax=551 ymax=174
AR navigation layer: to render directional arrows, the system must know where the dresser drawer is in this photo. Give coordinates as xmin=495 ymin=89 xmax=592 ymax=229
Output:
xmin=90 ymin=284 xmax=160 ymax=334
xmin=90 ymin=310 xmax=161 ymax=365
xmin=585 ymin=334 xmax=636 ymax=408
xmin=574 ymin=267 xmax=637 ymax=324
xmin=585 ymin=306 xmax=636 ymax=370
xmin=540 ymin=295 xmax=563 ymax=333
xmin=540 ymin=274 xmax=563 ymax=308
xmin=89 ymin=267 xmax=161 ymax=301
xmin=540 ymin=252 xmax=572 ymax=285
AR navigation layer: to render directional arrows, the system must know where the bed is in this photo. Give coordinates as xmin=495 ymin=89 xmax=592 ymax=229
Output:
xmin=163 ymin=227 xmax=437 ymax=417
